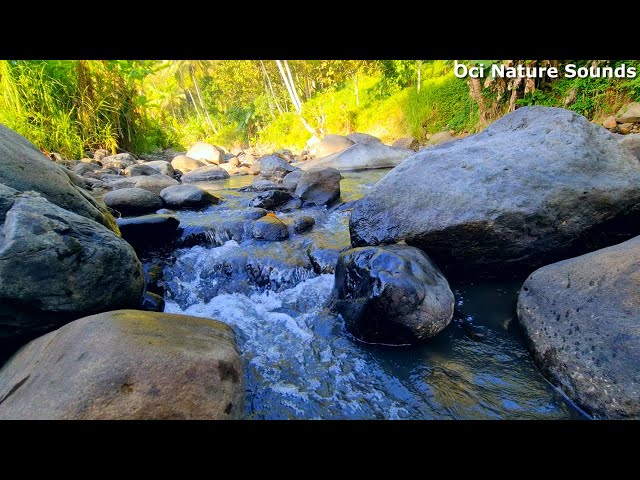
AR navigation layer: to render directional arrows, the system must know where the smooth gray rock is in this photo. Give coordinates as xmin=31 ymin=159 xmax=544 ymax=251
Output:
xmin=259 ymin=155 xmax=296 ymax=182
xmin=0 ymin=124 xmax=118 ymax=233
xmin=171 ymin=155 xmax=207 ymax=173
xmin=181 ymin=165 xmax=230 ymax=183
xmin=103 ymin=188 xmax=164 ymax=216
xmin=125 ymin=164 xmax=157 ymax=177
xmin=316 ymin=134 xmax=355 ymax=158
xmin=144 ymin=160 xmax=175 ymax=177
xmin=249 ymin=190 xmax=293 ymax=210
xmin=109 ymin=174 xmax=180 ymax=195
xmin=186 ymin=142 xmax=223 ymax=164
xmin=0 ymin=192 xmax=144 ymax=339
xmin=252 ymin=215 xmax=289 ymax=241
xmin=517 ymin=235 xmax=640 ymax=419
xmin=331 ymin=245 xmax=454 ymax=343
xmin=283 ymin=169 xmax=304 ymax=191
xmin=294 ymin=167 xmax=341 ymax=206
xmin=159 ymin=185 xmax=219 ymax=209
xmin=347 ymin=132 xmax=382 ymax=144
xmin=74 ymin=162 xmax=101 ymax=176
xmin=298 ymin=142 xmax=413 ymax=172
xmin=619 ymin=134 xmax=640 ymax=161
xmin=101 ymin=153 xmax=136 ymax=169
xmin=350 ymin=106 xmax=640 ymax=273
xmin=0 ymin=310 xmax=243 ymax=419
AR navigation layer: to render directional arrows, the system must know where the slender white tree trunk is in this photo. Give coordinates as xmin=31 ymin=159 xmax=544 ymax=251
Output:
xmin=190 ymin=67 xmax=218 ymax=134
xmin=260 ymin=60 xmax=283 ymax=114
xmin=276 ymin=60 xmax=317 ymax=135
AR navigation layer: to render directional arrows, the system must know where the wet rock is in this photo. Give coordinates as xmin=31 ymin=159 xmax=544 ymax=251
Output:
xmin=350 ymin=106 xmax=640 ymax=274
xmin=245 ymin=179 xmax=288 ymax=192
xmin=0 ymin=124 xmax=119 ymax=233
xmin=517 ymin=235 xmax=640 ymax=419
xmin=101 ymin=153 xmax=136 ymax=170
xmin=181 ymin=165 xmax=230 ymax=183
xmin=117 ymin=214 xmax=181 ymax=252
xmin=294 ymin=167 xmax=341 ymax=206
xmin=159 ymin=185 xmax=220 ymax=210
xmin=259 ymin=155 xmax=297 ymax=182
xmin=331 ymin=245 xmax=454 ymax=343
xmin=0 ymin=310 xmax=243 ymax=419
xmin=316 ymin=134 xmax=355 ymax=158
xmin=616 ymin=102 xmax=640 ymax=124
xmin=283 ymin=169 xmax=304 ymax=191
xmin=294 ymin=215 xmax=315 ymax=233
xmin=279 ymin=197 xmax=303 ymax=211
xmin=392 ymin=137 xmax=419 ymax=151
xmin=0 ymin=189 xmax=144 ymax=341
xmin=171 ymin=155 xmax=207 ymax=173
xmin=140 ymin=292 xmax=165 ymax=312
xmin=103 ymin=188 xmax=164 ymax=217
xmin=252 ymin=215 xmax=289 ymax=241
xmin=249 ymin=190 xmax=293 ymax=210
xmin=125 ymin=164 xmax=157 ymax=177
xmin=298 ymin=142 xmax=413 ymax=172
xmin=186 ymin=142 xmax=223 ymax=164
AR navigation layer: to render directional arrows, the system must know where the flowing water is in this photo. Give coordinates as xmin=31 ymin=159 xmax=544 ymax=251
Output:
xmin=148 ymin=170 xmax=586 ymax=419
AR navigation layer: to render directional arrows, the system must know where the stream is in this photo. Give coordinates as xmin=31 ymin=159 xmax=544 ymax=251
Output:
xmin=146 ymin=169 xmax=587 ymax=419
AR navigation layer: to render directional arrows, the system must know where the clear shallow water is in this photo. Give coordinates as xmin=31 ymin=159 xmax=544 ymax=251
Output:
xmin=153 ymin=170 xmax=585 ymax=419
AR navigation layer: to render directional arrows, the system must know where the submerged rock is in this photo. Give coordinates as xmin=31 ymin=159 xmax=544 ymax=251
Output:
xmin=0 ymin=310 xmax=243 ymax=419
xmin=103 ymin=188 xmax=163 ymax=217
xmin=0 ymin=124 xmax=118 ymax=233
xmin=160 ymin=185 xmax=219 ymax=209
xmin=350 ymin=106 xmax=640 ymax=274
xmin=331 ymin=245 xmax=454 ymax=343
xmin=252 ymin=215 xmax=289 ymax=241
xmin=294 ymin=167 xmax=341 ymax=206
xmin=517 ymin=235 xmax=640 ymax=419
xmin=294 ymin=215 xmax=315 ymax=233
xmin=0 ymin=189 xmax=144 ymax=340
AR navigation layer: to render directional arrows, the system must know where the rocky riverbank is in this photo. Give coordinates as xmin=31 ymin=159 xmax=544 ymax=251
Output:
xmin=1 ymin=104 xmax=640 ymax=419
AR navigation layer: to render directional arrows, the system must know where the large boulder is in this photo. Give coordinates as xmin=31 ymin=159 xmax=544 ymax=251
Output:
xmin=616 ymin=102 xmax=640 ymax=124
xmin=252 ymin=215 xmax=289 ymax=241
xmin=331 ymin=245 xmax=454 ymax=343
xmin=0 ymin=310 xmax=243 ymax=419
xmin=171 ymin=155 xmax=207 ymax=173
xmin=283 ymin=169 xmax=304 ymax=191
xmin=103 ymin=188 xmax=163 ymax=217
xmin=350 ymin=106 xmax=640 ymax=274
xmin=347 ymin=132 xmax=382 ymax=145
xmin=186 ymin=142 xmax=223 ymax=164
xmin=619 ymin=134 xmax=640 ymax=161
xmin=517 ymin=235 xmax=640 ymax=419
xmin=294 ymin=167 xmax=341 ymax=206
xmin=117 ymin=214 xmax=181 ymax=252
xmin=0 ymin=189 xmax=144 ymax=340
xmin=316 ymin=134 xmax=355 ymax=158
xmin=181 ymin=165 xmax=230 ymax=183
xmin=259 ymin=155 xmax=297 ymax=182
xmin=0 ymin=124 xmax=118 ymax=233
xmin=298 ymin=142 xmax=414 ymax=172
xmin=160 ymin=185 xmax=220 ymax=209
xmin=144 ymin=160 xmax=175 ymax=177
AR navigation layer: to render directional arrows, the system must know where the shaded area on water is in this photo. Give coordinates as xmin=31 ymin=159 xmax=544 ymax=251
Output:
xmin=158 ymin=170 xmax=585 ymax=419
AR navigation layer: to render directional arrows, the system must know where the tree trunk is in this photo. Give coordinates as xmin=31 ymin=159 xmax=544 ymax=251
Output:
xmin=284 ymin=60 xmax=303 ymax=112
xmin=260 ymin=60 xmax=283 ymax=114
xmin=276 ymin=60 xmax=317 ymax=136
xmin=190 ymin=67 xmax=218 ymax=134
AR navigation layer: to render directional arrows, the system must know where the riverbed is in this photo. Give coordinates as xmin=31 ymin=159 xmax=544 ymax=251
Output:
xmin=146 ymin=170 xmax=587 ymax=419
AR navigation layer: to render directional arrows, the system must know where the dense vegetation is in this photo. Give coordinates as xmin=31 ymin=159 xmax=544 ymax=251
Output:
xmin=0 ymin=59 xmax=638 ymax=158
